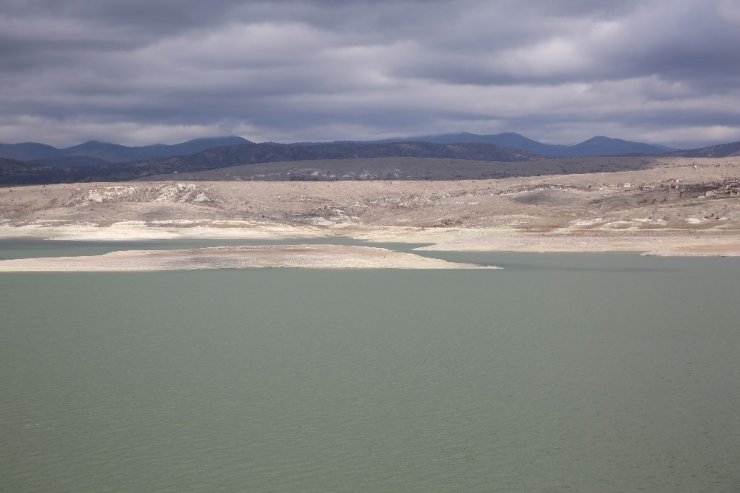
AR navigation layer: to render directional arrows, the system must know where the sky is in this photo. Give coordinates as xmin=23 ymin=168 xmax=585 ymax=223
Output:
xmin=1 ymin=0 xmax=740 ymax=148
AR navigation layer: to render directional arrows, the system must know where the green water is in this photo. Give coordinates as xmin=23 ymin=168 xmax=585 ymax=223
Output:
xmin=1 ymin=243 xmax=740 ymax=492
xmin=0 ymin=236 xmax=382 ymax=261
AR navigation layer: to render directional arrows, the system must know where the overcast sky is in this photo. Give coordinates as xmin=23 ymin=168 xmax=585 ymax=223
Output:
xmin=1 ymin=0 xmax=739 ymax=147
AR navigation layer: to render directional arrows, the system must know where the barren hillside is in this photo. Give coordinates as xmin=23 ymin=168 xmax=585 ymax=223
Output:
xmin=1 ymin=157 xmax=739 ymax=254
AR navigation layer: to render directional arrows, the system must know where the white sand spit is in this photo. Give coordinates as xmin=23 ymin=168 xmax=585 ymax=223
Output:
xmin=0 ymin=244 xmax=496 ymax=272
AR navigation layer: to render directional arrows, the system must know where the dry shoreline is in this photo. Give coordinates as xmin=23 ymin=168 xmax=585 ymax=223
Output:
xmin=1 ymin=157 xmax=739 ymax=258
xmin=0 ymin=244 xmax=495 ymax=272
xmin=1 ymin=222 xmax=739 ymax=257
xmin=410 ymin=230 xmax=740 ymax=257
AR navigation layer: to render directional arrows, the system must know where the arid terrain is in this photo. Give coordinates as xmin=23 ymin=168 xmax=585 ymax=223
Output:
xmin=1 ymin=156 xmax=739 ymax=258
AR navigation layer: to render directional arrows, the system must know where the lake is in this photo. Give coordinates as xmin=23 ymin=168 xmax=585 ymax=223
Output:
xmin=1 ymin=240 xmax=739 ymax=492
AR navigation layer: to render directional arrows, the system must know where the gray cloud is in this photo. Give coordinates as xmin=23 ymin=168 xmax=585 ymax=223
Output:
xmin=1 ymin=0 xmax=739 ymax=147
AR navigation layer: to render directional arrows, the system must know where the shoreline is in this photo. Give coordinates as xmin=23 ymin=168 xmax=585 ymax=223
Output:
xmin=1 ymin=222 xmax=739 ymax=257
xmin=0 ymin=244 xmax=495 ymax=272
xmin=0 ymin=221 xmax=328 ymax=242
xmin=2 ymin=162 xmax=739 ymax=258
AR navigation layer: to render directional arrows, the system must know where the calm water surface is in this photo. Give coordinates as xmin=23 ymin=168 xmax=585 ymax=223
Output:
xmin=0 ymin=236 xmax=376 ymax=261
xmin=1 ymin=240 xmax=739 ymax=492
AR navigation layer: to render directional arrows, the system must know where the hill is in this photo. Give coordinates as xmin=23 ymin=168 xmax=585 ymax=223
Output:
xmin=0 ymin=142 xmax=61 ymax=161
xmin=1 ymin=157 xmax=738 ymax=257
xmin=106 ymin=141 xmax=535 ymax=179
xmin=567 ymin=136 xmax=674 ymax=157
xmin=380 ymin=132 xmax=672 ymax=157
xmin=144 ymin=156 xmax=657 ymax=182
xmin=30 ymin=156 xmax=110 ymax=168
xmin=672 ymin=141 xmax=740 ymax=158
xmin=0 ymin=157 xmax=114 ymax=184
xmin=0 ymin=136 xmax=251 ymax=163
xmin=0 ymin=141 xmax=534 ymax=185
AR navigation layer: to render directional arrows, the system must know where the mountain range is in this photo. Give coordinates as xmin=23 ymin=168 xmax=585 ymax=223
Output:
xmin=374 ymin=132 xmax=675 ymax=157
xmin=0 ymin=136 xmax=251 ymax=163
xmin=0 ymin=141 xmax=533 ymax=185
xmin=671 ymin=140 xmax=740 ymax=158
xmin=4 ymin=132 xmax=740 ymax=164
xmin=105 ymin=141 xmax=535 ymax=180
xmin=2 ymin=132 xmax=740 ymax=186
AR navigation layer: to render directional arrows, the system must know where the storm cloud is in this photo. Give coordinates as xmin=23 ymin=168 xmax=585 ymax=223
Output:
xmin=1 ymin=0 xmax=739 ymax=147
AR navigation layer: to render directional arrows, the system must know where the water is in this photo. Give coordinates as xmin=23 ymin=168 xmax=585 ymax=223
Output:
xmin=0 ymin=236 xmax=379 ymax=261
xmin=1 ymin=241 xmax=740 ymax=492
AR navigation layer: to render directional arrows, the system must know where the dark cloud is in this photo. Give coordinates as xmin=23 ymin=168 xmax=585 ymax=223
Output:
xmin=0 ymin=0 xmax=739 ymax=147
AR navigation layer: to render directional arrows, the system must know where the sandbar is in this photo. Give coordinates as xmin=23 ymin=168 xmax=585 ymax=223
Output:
xmin=0 ymin=244 xmax=495 ymax=272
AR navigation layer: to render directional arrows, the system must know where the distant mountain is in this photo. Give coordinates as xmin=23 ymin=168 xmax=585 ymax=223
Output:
xmin=120 ymin=141 xmax=534 ymax=177
xmin=0 ymin=141 xmax=535 ymax=185
xmin=60 ymin=136 xmax=252 ymax=162
xmin=0 ymin=142 xmax=61 ymax=161
xmin=385 ymin=132 xmax=569 ymax=156
xmin=149 ymin=137 xmax=253 ymax=160
xmin=671 ymin=140 xmax=740 ymax=158
xmin=60 ymin=141 xmax=139 ymax=162
xmin=567 ymin=136 xmax=674 ymax=157
xmin=0 ymin=133 xmax=686 ymax=163
xmin=380 ymin=132 xmax=672 ymax=157
xmin=0 ymin=136 xmax=252 ymax=163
